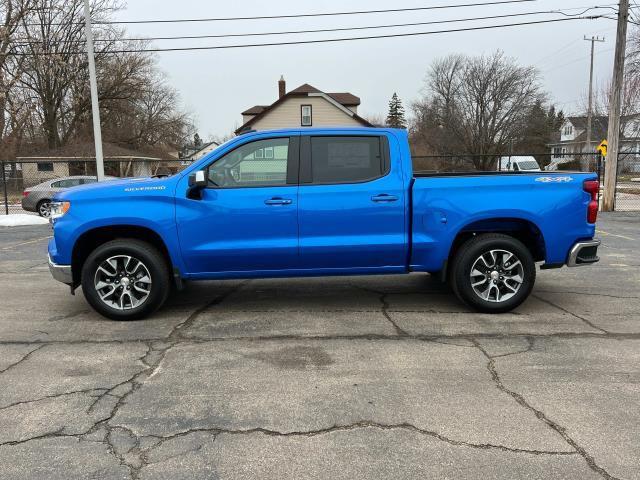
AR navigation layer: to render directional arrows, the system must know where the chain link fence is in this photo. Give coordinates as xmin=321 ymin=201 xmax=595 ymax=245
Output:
xmin=614 ymin=151 xmax=640 ymax=211
xmin=412 ymin=152 xmax=640 ymax=212
xmin=1 ymin=158 xmax=191 ymax=216
xmin=411 ymin=152 xmax=604 ymax=175
xmin=2 ymin=153 xmax=639 ymax=215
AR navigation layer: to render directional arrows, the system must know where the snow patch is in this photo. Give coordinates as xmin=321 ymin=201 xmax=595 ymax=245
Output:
xmin=0 ymin=214 xmax=50 ymax=227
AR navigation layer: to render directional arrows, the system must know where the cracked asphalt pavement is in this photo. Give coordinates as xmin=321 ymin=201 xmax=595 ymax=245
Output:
xmin=0 ymin=213 xmax=638 ymax=479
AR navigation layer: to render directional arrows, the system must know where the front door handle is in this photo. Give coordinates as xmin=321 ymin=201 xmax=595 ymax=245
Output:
xmin=264 ymin=197 xmax=292 ymax=206
xmin=371 ymin=194 xmax=398 ymax=203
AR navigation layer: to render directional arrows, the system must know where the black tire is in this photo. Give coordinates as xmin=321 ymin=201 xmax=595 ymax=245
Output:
xmin=81 ymin=239 xmax=170 ymax=320
xmin=37 ymin=199 xmax=51 ymax=217
xmin=450 ymin=233 xmax=536 ymax=313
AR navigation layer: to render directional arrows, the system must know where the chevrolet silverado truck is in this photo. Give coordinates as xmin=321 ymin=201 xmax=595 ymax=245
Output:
xmin=47 ymin=128 xmax=601 ymax=320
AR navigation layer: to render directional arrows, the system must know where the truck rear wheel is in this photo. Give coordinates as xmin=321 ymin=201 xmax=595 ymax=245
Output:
xmin=450 ymin=233 xmax=536 ymax=313
xmin=81 ymin=239 xmax=170 ymax=320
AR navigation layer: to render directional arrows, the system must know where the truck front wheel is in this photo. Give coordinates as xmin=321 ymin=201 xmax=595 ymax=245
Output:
xmin=450 ymin=233 xmax=536 ymax=313
xmin=81 ymin=239 xmax=170 ymax=320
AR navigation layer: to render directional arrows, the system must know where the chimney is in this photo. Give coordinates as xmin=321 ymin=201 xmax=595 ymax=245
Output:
xmin=278 ymin=75 xmax=286 ymax=99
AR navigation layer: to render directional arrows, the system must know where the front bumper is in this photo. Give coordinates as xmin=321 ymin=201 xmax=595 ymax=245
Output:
xmin=567 ymin=239 xmax=601 ymax=267
xmin=48 ymin=254 xmax=72 ymax=285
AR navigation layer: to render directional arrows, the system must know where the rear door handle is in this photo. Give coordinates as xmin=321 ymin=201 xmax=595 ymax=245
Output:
xmin=371 ymin=194 xmax=398 ymax=203
xmin=264 ymin=197 xmax=292 ymax=206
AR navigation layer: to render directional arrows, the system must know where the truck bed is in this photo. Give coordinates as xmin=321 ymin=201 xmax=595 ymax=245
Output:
xmin=409 ymin=171 xmax=597 ymax=272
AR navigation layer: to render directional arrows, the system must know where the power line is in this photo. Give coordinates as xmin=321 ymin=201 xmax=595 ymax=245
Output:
xmin=85 ymin=0 xmax=541 ymax=25
xmin=11 ymin=8 xmax=607 ymax=45
xmin=531 ymin=25 xmax=615 ymax=67
xmin=90 ymin=2 xmax=634 ymax=26
xmin=531 ymin=23 xmax=614 ymax=65
xmin=11 ymin=16 xmax=603 ymax=56
xmin=541 ymin=46 xmax=614 ymax=73
xmin=532 ymin=38 xmax=585 ymax=65
xmin=632 ymin=0 xmax=640 ymax=21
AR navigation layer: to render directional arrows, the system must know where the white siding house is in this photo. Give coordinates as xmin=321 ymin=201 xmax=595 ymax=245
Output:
xmin=236 ymin=77 xmax=372 ymax=135
xmin=548 ymin=115 xmax=640 ymax=172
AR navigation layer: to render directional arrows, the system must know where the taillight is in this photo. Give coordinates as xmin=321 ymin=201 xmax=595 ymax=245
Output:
xmin=583 ymin=180 xmax=599 ymax=224
xmin=22 ymin=191 xmax=30 ymax=197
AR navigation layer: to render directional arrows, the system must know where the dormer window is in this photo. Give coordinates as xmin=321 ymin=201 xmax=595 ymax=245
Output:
xmin=301 ymin=105 xmax=312 ymax=126
xmin=564 ymin=125 xmax=573 ymax=136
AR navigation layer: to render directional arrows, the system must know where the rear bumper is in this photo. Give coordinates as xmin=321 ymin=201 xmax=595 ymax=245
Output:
xmin=48 ymin=254 xmax=72 ymax=285
xmin=21 ymin=197 xmax=36 ymax=212
xmin=567 ymin=239 xmax=600 ymax=267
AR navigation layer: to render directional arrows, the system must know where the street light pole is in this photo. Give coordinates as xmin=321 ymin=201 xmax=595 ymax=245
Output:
xmin=602 ymin=0 xmax=630 ymax=211
xmin=82 ymin=0 xmax=105 ymax=181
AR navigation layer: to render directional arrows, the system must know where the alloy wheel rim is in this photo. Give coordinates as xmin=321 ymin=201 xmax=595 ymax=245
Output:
xmin=93 ymin=255 xmax=152 ymax=310
xmin=39 ymin=202 xmax=51 ymax=217
xmin=469 ymin=249 xmax=524 ymax=303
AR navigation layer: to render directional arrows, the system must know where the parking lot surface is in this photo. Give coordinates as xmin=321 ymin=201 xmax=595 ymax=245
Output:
xmin=0 ymin=213 xmax=638 ymax=479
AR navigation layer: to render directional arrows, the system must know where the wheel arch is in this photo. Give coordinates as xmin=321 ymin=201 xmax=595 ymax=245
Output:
xmin=446 ymin=217 xmax=546 ymax=273
xmin=71 ymin=225 xmax=174 ymax=286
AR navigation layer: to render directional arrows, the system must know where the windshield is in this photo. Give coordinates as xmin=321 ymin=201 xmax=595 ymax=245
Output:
xmin=517 ymin=160 xmax=540 ymax=170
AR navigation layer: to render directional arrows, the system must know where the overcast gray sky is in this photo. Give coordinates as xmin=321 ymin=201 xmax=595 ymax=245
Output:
xmin=113 ymin=0 xmax=624 ymax=139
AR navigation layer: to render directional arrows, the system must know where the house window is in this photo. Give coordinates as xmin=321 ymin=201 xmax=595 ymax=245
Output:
xmin=553 ymin=147 xmax=568 ymax=159
xmin=301 ymin=105 xmax=312 ymax=126
xmin=37 ymin=162 xmax=54 ymax=172
xmin=563 ymin=126 xmax=573 ymax=136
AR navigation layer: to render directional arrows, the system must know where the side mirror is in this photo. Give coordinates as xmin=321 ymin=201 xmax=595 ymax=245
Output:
xmin=188 ymin=170 xmax=207 ymax=188
xmin=187 ymin=170 xmax=207 ymax=199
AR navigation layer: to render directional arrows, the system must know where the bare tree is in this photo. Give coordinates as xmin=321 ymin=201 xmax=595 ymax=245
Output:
xmin=104 ymin=72 xmax=194 ymax=152
xmin=361 ymin=113 xmax=386 ymax=127
xmin=411 ymin=51 xmax=545 ymax=170
xmin=580 ymin=77 xmax=640 ymax=120
xmin=13 ymin=0 xmax=132 ymax=148
xmin=0 ymin=0 xmax=34 ymax=160
xmin=4 ymin=0 xmax=193 ymax=156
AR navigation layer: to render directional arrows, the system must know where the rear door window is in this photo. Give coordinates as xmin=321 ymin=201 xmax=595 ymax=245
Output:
xmin=308 ymin=136 xmax=386 ymax=184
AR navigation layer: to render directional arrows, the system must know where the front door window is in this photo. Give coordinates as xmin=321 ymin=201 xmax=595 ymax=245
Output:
xmin=207 ymin=138 xmax=289 ymax=188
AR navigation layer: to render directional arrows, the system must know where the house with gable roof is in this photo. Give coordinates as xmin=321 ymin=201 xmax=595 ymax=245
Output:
xmin=236 ymin=76 xmax=373 ymax=134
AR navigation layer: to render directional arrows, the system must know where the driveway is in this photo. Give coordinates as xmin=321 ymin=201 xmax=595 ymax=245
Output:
xmin=0 ymin=213 xmax=638 ymax=479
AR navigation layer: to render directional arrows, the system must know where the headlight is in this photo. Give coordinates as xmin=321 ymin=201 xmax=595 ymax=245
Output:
xmin=49 ymin=201 xmax=71 ymax=222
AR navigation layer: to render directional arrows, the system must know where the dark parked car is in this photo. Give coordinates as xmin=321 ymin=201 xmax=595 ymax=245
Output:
xmin=22 ymin=176 xmax=116 ymax=217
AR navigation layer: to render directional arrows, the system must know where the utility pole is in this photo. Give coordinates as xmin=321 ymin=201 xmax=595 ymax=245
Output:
xmin=584 ymin=35 xmax=605 ymax=171
xmin=602 ymin=0 xmax=630 ymax=211
xmin=82 ymin=0 xmax=105 ymax=181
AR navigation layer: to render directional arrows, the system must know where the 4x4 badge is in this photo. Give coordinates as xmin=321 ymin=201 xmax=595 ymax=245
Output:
xmin=535 ymin=176 xmax=574 ymax=183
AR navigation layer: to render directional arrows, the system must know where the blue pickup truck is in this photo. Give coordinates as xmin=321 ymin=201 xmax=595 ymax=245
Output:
xmin=47 ymin=128 xmax=600 ymax=320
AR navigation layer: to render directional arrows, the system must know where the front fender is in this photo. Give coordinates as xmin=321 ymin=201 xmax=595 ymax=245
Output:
xmin=49 ymin=193 xmax=183 ymax=273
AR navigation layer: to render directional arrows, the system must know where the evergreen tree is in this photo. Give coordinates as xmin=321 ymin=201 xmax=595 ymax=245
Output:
xmin=515 ymin=101 xmax=565 ymax=168
xmin=193 ymin=133 xmax=203 ymax=148
xmin=386 ymin=93 xmax=407 ymax=129
xmin=516 ymin=101 xmax=565 ymax=151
